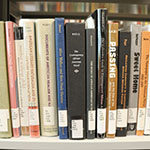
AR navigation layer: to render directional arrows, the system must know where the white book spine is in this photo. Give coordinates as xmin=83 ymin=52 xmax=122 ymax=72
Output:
xmin=35 ymin=19 xmax=58 ymax=136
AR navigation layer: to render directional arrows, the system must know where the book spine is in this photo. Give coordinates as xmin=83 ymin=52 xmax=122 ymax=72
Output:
xmin=55 ymin=18 xmax=68 ymax=139
xmin=66 ymin=23 xmax=86 ymax=139
xmin=136 ymin=31 xmax=150 ymax=136
xmin=96 ymin=9 xmax=108 ymax=138
xmin=144 ymin=53 xmax=150 ymax=135
xmin=86 ymin=27 xmax=96 ymax=139
xmin=19 ymin=20 xmax=40 ymax=137
xmin=0 ymin=21 xmax=12 ymax=138
xmin=14 ymin=27 xmax=29 ymax=136
xmin=116 ymin=32 xmax=131 ymax=137
xmin=127 ymin=24 xmax=142 ymax=135
xmin=5 ymin=22 xmax=21 ymax=137
xmin=106 ymin=23 xmax=118 ymax=138
xmin=36 ymin=19 xmax=58 ymax=136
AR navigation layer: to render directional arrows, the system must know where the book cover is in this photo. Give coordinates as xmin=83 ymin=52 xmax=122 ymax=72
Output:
xmin=127 ymin=24 xmax=142 ymax=135
xmin=116 ymin=31 xmax=131 ymax=137
xmin=14 ymin=27 xmax=29 ymax=136
xmin=36 ymin=19 xmax=58 ymax=136
xmin=19 ymin=19 xmax=40 ymax=137
xmin=85 ymin=16 xmax=96 ymax=139
xmin=91 ymin=8 xmax=108 ymax=138
xmin=5 ymin=21 xmax=21 ymax=137
xmin=55 ymin=18 xmax=68 ymax=139
xmin=136 ymin=31 xmax=150 ymax=136
xmin=0 ymin=21 xmax=12 ymax=138
xmin=106 ymin=23 xmax=118 ymax=138
xmin=66 ymin=23 xmax=86 ymax=139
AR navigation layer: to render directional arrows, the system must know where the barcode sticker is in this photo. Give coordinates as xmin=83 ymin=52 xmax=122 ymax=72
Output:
xmin=20 ymin=107 xmax=29 ymax=126
xmin=43 ymin=107 xmax=54 ymax=126
xmin=11 ymin=108 xmax=20 ymax=128
xmin=88 ymin=110 xmax=96 ymax=131
xmin=117 ymin=109 xmax=128 ymax=128
xmin=29 ymin=108 xmax=39 ymax=126
xmin=128 ymin=108 xmax=137 ymax=123
xmin=72 ymin=120 xmax=83 ymax=138
xmin=108 ymin=110 xmax=116 ymax=134
xmin=58 ymin=110 xmax=67 ymax=127
xmin=137 ymin=108 xmax=146 ymax=130
xmin=0 ymin=109 xmax=9 ymax=132
xmin=97 ymin=108 xmax=106 ymax=134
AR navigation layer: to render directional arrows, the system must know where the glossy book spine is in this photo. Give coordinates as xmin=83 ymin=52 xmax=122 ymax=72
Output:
xmin=36 ymin=19 xmax=58 ymax=136
xmin=5 ymin=21 xmax=21 ymax=137
xmin=55 ymin=18 xmax=68 ymax=139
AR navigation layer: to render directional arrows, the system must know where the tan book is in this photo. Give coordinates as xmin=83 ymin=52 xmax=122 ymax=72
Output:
xmin=136 ymin=31 xmax=150 ymax=136
xmin=0 ymin=21 xmax=12 ymax=138
xmin=106 ymin=23 xmax=118 ymax=138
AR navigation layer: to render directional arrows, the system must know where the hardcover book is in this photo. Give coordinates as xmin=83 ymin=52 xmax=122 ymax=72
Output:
xmin=136 ymin=31 xmax=150 ymax=136
xmin=36 ymin=19 xmax=58 ymax=136
xmin=0 ymin=21 xmax=12 ymax=138
xmin=14 ymin=27 xmax=29 ymax=136
xmin=91 ymin=8 xmax=108 ymax=138
xmin=19 ymin=19 xmax=40 ymax=137
xmin=55 ymin=18 xmax=68 ymax=139
xmin=66 ymin=23 xmax=86 ymax=139
xmin=116 ymin=31 xmax=131 ymax=137
xmin=127 ymin=24 xmax=142 ymax=135
xmin=106 ymin=23 xmax=118 ymax=138
xmin=5 ymin=21 xmax=21 ymax=137
xmin=85 ymin=16 xmax=96 ymax=139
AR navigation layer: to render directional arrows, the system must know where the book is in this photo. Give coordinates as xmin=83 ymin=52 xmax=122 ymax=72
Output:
xmin=5 ymin=21 xmax=21 ymax=137
xmin=91 ymin=8 xmax=108 ymax=138
xmin=0 ymin=21 xmax=12 ymax=138
xmin=106 ymin=23 xmax=118 ymax=138
xmin=35 ymin=19 xmax=58 ymax=136
xmin=14 ymin=27 xmax=29 ymax=136
xmin=66 ymin=23 xmax=86 ymax=139
xmin=136 ymin=31 xmax=150 ymax=136
xmin=85 ymin=16 xmax=96 ymax=139
xmin=127 ymin=24 xmax=142 ymax=135
xmin=116 ymin=31 xmax=131 ymax=137
xmin=19 ymin=19 xmax=40 ymax=137
xmin=55 ymin=18 xmax=68 ymax=139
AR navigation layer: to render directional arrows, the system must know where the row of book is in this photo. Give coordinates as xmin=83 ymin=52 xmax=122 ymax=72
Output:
xmin=0 ymin=8 xmax=150 ymax=140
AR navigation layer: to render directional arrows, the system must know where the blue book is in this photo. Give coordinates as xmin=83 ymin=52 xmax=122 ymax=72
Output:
xmin=55 ymin=18 xmax=68 ymax=139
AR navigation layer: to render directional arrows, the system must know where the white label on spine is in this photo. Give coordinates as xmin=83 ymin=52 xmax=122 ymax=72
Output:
xmin=58 ymin=110 xmax=67 ymax=127
xmin=72 ymin=120 xmax=83 ymax=138
xmin=128 ymin=108 xmax=137 ymax=123
xmin=20 ymin=107 xmax=29 ymax=126
xmin=43 ymin=107 xmax=54 ymax=126
xmin=108 ymin=110 xmax=116 ymax=134
xmin=137 ymin=108 xmax=146 ymax=130
xmin=0 ymin=109 xmax=9 ymax=132
xmin=97 ymin=108 xmax=106 ymax=134
xmin=117 ymin=109 xmax=128 ymax=128
xmin=29 ymin=108 xmax=39 ymax=126
xmin=88 ymin=110 xmax=96 ymax=131
xmin=144 ymin=108 xmax=150 ymax=134
xmin=11 ymin=108 xmax=20 ymax=128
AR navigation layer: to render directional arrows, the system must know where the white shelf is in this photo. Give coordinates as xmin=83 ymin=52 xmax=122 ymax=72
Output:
xmin=0 ymin=136 xmax=150 ymax=150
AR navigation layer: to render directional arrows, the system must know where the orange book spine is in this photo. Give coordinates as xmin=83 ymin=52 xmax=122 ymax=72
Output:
xmin=136 ymin=31 xmax=150 ymax=136
xmin=56 ymin=2 xmax=61 ymax=12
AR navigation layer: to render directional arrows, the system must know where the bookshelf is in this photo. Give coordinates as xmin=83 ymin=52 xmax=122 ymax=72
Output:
xmin=1 ymin=0 xmax=150 ymax=150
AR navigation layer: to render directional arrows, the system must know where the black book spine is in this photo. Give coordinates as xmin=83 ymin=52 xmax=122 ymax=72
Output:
xmin=116 ymin=32 xmax=131 ymax=137
xmin=92 ymin=8 xmax=108 ymax=138
xmin=66 ymin=23 xmax=86 ymax=139
xmin=86 ymin=28 xmax=96 ymax=139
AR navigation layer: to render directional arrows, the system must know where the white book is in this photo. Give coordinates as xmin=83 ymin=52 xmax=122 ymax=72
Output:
xmin=35 ymin=19 xmax=58 ymax=136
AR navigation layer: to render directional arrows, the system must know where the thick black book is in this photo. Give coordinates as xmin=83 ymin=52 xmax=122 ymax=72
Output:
xmin=66 ymin=23 xmax=86 ymax=139
xmin=91 ymin=8 xmax=108 ymax=138
xmin=85 ymin=17 xmax=96 ymax=139
xmin=116 ymin=31 xmax=131 ymax=137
